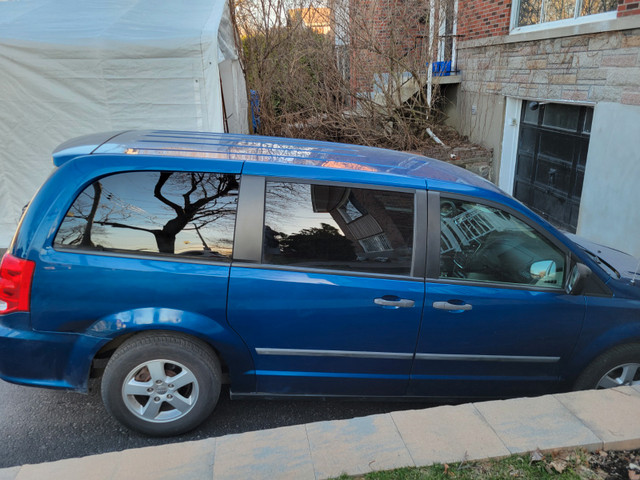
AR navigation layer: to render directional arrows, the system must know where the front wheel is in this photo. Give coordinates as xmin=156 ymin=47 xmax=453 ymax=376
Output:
xmin=101 ymin=332 xmax=221 ymax=436
xmin=573 ymin=343 xmax=640 ymax=391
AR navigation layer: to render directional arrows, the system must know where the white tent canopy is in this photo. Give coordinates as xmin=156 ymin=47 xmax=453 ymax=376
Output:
xmin=0 ymin=0 xmax=249 ymax=247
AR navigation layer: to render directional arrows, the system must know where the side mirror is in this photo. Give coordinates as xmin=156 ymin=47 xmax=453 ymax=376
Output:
xmin=565 ymin=262 xmax=592 ymax=295
xmin=530 ymin=260 xmax=557 ymax=282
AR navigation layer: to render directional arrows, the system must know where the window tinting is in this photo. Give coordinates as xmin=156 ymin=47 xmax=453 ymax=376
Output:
xmin=55 ymin=171 xmax=239 ymax=261
xmin=263 ymin=182 xmax=414 ymax=275
xmin=439 ymin=198 xmax=565 ymax=288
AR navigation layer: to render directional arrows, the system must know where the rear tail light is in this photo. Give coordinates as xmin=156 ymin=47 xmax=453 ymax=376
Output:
xmin=0 ymin=253 xmax=35 ymax=314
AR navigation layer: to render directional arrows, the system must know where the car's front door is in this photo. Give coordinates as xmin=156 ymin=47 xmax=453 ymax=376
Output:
xmin=227 ymin=176 xmax=426 ymax=396
xmin=409 ymin=195 xmax=585 ymax=398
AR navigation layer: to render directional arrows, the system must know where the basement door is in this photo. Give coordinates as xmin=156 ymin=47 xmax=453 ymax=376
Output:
xmin=514 ymin=100 xmax=593 ymax=233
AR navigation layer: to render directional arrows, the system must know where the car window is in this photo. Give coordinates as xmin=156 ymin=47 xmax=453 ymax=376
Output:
xmin=263 ymin=182 xmax=414 ymax=275
xmin=54 ymin=171 xmax=239 ymax=261
xmin=439 ymin=198 xmax=565 ymax=288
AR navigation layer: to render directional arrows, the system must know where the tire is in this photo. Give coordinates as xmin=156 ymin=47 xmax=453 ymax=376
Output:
xmin=574 ymin=343 xmax=640 ymax=391
xmin=101 ymin=332 xmax=221 ymax=436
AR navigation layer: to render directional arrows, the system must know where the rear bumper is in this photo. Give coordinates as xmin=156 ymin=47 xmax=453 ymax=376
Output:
xmin=0 ymin=313 xmax=101 ymax=392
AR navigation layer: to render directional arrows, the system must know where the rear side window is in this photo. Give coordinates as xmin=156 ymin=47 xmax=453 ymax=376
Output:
xmin=54 ymin=171 xmax=239 ymax=261
xmin=263 ymin=182 xmax=414 ymax=275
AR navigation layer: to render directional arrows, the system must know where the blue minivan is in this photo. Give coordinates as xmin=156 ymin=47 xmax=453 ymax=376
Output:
xmin=1 ymin=130 xmax=639 ymax=436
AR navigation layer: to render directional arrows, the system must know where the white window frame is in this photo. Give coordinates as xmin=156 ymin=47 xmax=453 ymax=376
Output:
xmin=509 ymin=0 xmax=617 ymax=34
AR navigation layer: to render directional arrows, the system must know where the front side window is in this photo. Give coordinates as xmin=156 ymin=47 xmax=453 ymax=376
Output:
xmin=55 ymin=171 xmax=239 ymax=261
xmin=263 ymin=182 xmax=414 ymax=275
xmin=439 ymin=198 xmax=565 ymax=288
xmin=515 ymin=0 xmax=616 ymax=28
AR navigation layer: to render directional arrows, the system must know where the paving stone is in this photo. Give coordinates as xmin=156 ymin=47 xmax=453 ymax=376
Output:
xmin=113 ymin=439 xmax=216 ymax=480
xmin=391 ymin=403 xmax=510 ymax=466
xmin=14 ymin=453 xmax=118 ymax=480
xmin=473 ymin=394 xmax=602 ymax=454
xmin=306 ymin=413 xmax=414 ymax=479
xmin=212 ymin=425 xmax=314 ymax=480
xmin=0 ymin=467 xmax=20 ymax=480
xmin=555 ymin=387 xmax=640 ymax=451
xmin=15 ymin=439 xmax=216 ymax=480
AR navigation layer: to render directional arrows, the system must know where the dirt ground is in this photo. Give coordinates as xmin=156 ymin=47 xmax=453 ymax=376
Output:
xmin=412 ymin=124 xmax=494 ymax=180
xmin=586 ymin=449 xmax=640 ymax=480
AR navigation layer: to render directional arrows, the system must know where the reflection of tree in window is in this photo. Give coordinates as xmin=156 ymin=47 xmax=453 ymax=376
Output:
xmin=518 ymin=0 xmax=541 ymax=26
xmin=55 ymin=172 xmax=239 ymax=260
xmin=517 ymin=0 xmax=616 ymax=26
xmin=263 ymin=182 xmax=414 ymax=275
xmin=275 ymin=223 xmax=356 ymax=261
xmin=581 ymin=0 xmax=617 ymax=15
xmin=544 ymin=0 xmax=575 ymax=22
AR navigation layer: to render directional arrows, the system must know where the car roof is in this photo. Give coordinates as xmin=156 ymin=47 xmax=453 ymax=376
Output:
xmin=52 ymin=130 xmax=502 ymax=193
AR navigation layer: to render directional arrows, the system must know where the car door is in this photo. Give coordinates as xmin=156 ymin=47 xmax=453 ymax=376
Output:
xmin=409 ymin=193 xmax=585 ymax=398
xmin=227 ymin=175 xmax=426 ymax=396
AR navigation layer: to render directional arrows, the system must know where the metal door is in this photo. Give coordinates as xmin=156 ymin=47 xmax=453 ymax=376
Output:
xmin=514 ymin=101 xmax=593 ymax=233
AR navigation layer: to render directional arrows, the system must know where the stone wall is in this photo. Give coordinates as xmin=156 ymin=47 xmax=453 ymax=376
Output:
xmin=458 ymin=27 xmax=640 ymax=107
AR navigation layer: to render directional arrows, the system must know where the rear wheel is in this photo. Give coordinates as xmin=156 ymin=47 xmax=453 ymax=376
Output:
xmin=574 ymin=344 xmax=640 ymax=391
xmin=101 ymin=332 xmax=221 ymax=436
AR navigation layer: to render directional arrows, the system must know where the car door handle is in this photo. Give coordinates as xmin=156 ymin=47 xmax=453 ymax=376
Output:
xmin=374 ymin=296 xmax=415 ymax=308
xmin=433 ymin=301 xmax=473 ymax=311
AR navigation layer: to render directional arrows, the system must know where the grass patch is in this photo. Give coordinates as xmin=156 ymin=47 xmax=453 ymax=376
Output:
xmin=332 ymin=450 xmax=605 ymax=480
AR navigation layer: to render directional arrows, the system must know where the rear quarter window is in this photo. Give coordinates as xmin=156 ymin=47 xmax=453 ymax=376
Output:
xmin=54 ymin=171 xmax=239 ymax=261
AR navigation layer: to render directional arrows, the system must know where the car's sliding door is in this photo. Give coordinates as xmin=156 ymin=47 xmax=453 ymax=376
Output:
xmin=228 ymin=176 xmax=426 ymax=396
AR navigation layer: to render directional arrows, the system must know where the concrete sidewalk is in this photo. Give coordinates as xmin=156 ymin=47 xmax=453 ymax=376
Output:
xmin=2 ymin=386 xmax=640 ymax=480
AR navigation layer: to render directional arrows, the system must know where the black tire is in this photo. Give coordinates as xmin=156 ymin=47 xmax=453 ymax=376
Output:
xmin=574 ymin=343 xmax=640 ymax=391
xmin=101 ymin=332 xmax=221 ymax=436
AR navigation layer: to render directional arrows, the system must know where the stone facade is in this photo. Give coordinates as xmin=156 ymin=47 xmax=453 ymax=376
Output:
xmin=457 ymin=28 xmax=640 ymax=106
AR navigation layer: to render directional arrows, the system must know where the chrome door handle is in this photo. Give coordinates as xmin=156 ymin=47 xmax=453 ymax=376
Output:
xmin=374 ymin=297 xmax=415 ymax=308
xmin=433 ymin=301 xmax=472 ymax=311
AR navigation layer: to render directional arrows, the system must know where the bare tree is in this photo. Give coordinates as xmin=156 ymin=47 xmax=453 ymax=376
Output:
xmin=57 ymin=172 xmax=239 ymax=255
xmin=233 ymin=0 xmax=454 ymax=151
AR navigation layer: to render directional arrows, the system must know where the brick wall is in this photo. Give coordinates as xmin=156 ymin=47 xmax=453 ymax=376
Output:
xmin=458 ymin=0 xmax=511 ymax=41
xmin=618 ymin=0 xmax=640 ymax=17
xmin=458 ymin=0 xmax=640 ymax=41
xmin=457 ymin=28 xmax=640 ymax=106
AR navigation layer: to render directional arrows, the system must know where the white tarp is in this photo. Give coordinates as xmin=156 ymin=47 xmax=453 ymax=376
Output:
xmin=0 ymin=0 xmax=249 ymax=247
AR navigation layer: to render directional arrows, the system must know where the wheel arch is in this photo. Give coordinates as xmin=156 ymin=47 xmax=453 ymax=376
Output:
xmin=565 ymin=325 xmax=640 ymax=386
xmin=85 ymin=308 xmax=255 ymax=393
xmin=572 ymin=341 xmax=640 ymax=390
